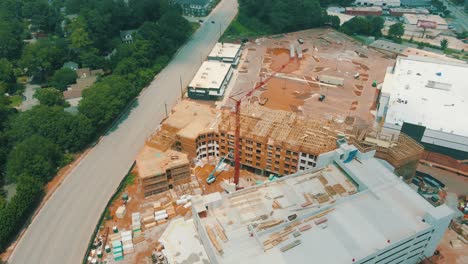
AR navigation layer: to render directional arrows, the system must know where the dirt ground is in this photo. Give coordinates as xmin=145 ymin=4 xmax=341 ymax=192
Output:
xmin=422 ymin=229 xmax=468 ymax=264
xmin=227 ymin=28 xmax=394 ymax=126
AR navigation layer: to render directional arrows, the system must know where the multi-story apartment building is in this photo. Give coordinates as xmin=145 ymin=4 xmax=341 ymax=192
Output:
xmin=135 ymin=145 xmax=191 ymax=197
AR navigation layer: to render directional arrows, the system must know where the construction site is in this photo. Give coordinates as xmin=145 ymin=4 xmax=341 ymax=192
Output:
xmin=86 ymin=29 xmax=433 ymax=264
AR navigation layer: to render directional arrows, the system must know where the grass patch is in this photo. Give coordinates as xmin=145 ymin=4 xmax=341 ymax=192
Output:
xmin=190 ymin=22 xmax=200 ymax=32
xmin=222 ymin=18 xmax=266 ymax=41
xmin=9 ymin=95 xmax=22 ymax=108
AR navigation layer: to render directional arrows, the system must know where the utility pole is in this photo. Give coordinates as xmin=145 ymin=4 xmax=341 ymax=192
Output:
xmin=179 ymin=75 xmax=184 ymax=99
xmin=164 ymin=102 xmax=168 ymax=118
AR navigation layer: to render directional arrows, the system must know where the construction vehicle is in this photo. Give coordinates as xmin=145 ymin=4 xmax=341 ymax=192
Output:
xmin=207 ymin=152 xmax=232 ymax=184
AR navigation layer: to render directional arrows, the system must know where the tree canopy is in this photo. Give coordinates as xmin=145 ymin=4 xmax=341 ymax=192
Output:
xmin=34 ymin=87 xmax=66 ymax=107
xmin=6 ymin=135 xmax=63 ymax=183
xmin=388 ymin=23 xmax=405 ymax=42
xmin=340 ymin=16 xmax=384 ymax=38
xmin=8 ymin=106 xmax=94 ymax=152
xmin=238 ymin=0 xmax=330 ymax=34
xmin=50 ymin=68 xmax=77 ymax=91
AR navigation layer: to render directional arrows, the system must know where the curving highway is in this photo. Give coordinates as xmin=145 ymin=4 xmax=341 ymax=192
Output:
xmin=9 ymin=0 xmax=238 ymax=263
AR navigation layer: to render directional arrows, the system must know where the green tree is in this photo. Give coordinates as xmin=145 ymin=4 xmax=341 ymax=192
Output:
xmin=20 ymin=39 xmax=66 ymax=81
xmin=6 ymin=135 xmax=63 ymax=183
xmin=8 ymin=106 xmax=94 ymax=151
xmin=388 ymin=23 xmax=405 ymax=40
xmin=22 ymin=0 xmax=61 ymax=33
xmin=34 ymin=88 xmax=66 ymax=107
xmin=327 ymin=15 xmax=341 ymax=29
xmin=50 ymin=68 xmax=77 ymax=91
xmin=0 ymin=18 xmax=24 ymax=60
xmin=0 ymin=59 xmax=15 ymax=91
xmin=440 ymin=38 xmax=448 ymax=50
xmin=340 ymin=16 xmax=384 ymax=38
xmin=79 ymin=76 xmax=134 ymax=129
xmin=68 ymin=17 xmax=93 ymax=51
xmin=0 ymin=174 xmax=43 ymax=251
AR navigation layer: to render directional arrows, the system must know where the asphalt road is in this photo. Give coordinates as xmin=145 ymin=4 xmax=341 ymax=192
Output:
xmin=9 ymin=0 xmax=238 ymax=263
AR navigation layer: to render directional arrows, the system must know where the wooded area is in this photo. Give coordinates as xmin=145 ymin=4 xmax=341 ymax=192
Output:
xmin=0 ymin=0 xmax=192 ymax=251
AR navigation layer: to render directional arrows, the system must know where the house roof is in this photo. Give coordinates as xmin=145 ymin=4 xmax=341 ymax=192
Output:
xmin=63 ymin=76 xmax=97 ymax=100
xmin=119 ymin=30 xmax=137 ymax=41
xmin=63 ymin=61 xmax=78 ymax=71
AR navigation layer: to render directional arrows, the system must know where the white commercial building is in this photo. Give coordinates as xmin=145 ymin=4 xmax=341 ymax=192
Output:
xmin=208 ymin=42 xmax=242 ymax=67
xmin=187 ymin=61 xmax=233 ymax=100
xmin=354 ymin=0 xmax=400 ymax=7
xmin=377 ymin=56 xmax=468 ymax=156
xmin=190 ymin=142 xmax=453 ymax=264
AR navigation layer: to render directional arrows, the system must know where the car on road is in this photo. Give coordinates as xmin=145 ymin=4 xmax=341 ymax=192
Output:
xmin=211 ymin=20 xmax=215 ymax=24
xmin=199 ymin=19 xmax=204 ymax=23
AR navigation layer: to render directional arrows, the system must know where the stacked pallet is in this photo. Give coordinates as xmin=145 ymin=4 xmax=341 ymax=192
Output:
xmin=142 ymin=210 xmax=156 ymax=229
xmin=111 ymin=240 xmax=123 ymax=261
xmin=154 ymin=209 xmax=169 ymax=225
xmin=132 ymin=213 xmax=142 ymax=239
xmin=121 ymin=230 xmax=134 ymax=255
xmin=262 ymin=226 xmax=295 ymax=251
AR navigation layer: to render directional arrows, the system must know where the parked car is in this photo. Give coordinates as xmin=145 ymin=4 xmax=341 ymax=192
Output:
xmin=297 ymin=38 xmax=304 ymax=44
xmin=211 ymin=20 xmax=215 ymax=24
xmin=198 ymin=19 xmax=204 ymax=23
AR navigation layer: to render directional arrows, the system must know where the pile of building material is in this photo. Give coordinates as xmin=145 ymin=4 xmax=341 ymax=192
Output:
xmin=111 ymin=240 xmax=123 ymax=261
xmin=121 ymin=230 xmax=134 ymax=255
xmin=142 ymin=209 xmax=156 ymax=229
xmin=116 ymin=206 xmax=126 ymax=219
xmin=132 ymin=213 xmax=144 ymax=244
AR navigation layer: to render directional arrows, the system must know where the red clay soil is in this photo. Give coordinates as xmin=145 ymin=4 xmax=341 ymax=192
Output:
xmin=421 ymin=151 xmax=468 ymax=174
xmin=267 ymin=48 xmax=300 ymax=73
xmin=260 ymin=77 xmax=317 ymax=112
xmin=353 ymin=90 xmax=362 ymax=96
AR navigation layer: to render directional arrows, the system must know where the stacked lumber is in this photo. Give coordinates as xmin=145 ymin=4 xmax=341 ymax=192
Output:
xmin=298 ymin=224 xmax=312 ymax=232
xmin=325 ymin=186 xmax=337 ymax=196
xmin=262 ymin=226 xmax=295 ymax=251
xmin=318 ymin=175 xmax=328 ymax=185
xmin=214 ymin=223 xmax=228 ymax=242
xmin=166 ymin=205 xmax=176 ymax=218
xmin=206 ymin=225 xmax=223 ymax=254
xmin=272 ymin=200 xmax=282 ymax=209
xmin=304 ymin=208 xmax=334 ymax=223
xmin=332 ymin=184 xmax=346 ymax=195
xmin=280 ymin=240 xmax=301 ymax=252
xmin=257 ymin=219 xmax=284 ymax=231
xmin=314 ymin=193 xmax=330 ymax=204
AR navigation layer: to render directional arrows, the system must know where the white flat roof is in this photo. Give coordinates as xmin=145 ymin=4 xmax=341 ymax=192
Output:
xmin=208 ymin=43 xmax=241 ymax=59
xmin=195 ymin=149 xmax=451 ymax=264
xmin=189 ymin=61 xmax=231 ymax=89
xmin=381 ymin=56 xmax=468 ymax=138
xmin=159 ymin=218 xmax=209 ymax=264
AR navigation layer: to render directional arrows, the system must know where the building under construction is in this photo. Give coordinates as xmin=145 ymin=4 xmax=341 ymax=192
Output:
xmin=146 ymin=100 xmax=424 ymax=180
xmin=349 ymin=128 xmax=424 ymax=182
xmin=135 ymin=145 xmax=191 ymax=197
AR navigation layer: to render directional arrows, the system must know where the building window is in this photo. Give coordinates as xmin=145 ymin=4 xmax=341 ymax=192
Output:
xmin=256 ymin=162 xmax=260 ymax=166
xmin=301 ymin=153 xmax=307 ymax=157
xmin=256 ymin=143 xmax=262 ymax=148
xmin=292 ymin=159 xmax=297 ymax=163
xmin=300 ymin=160 xmax=306 ymax=164
xmin=275 ymin=154 xmax=280 ymax=159
xmin=275 ymin=161 xmax=280 ymax=165
xmin=256 ymin=150 xmax=261 ymax=154
xmin=285 ymin=157 xmax=290 ymax=162
xmin=256 ymin=156 xmax=261 ymax=160
xmin=285 ymin=164 xmax=290 ymax=168
xmin=299 ymin=166 xmax=305 ymax=170
xmin=286 ymin=150 xmax=291 ymax=155
xmin=276 ymin=147 xmax=281 ymax=152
